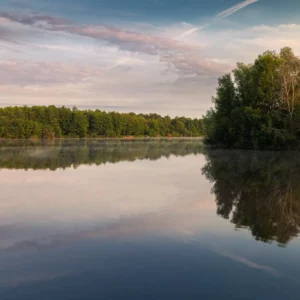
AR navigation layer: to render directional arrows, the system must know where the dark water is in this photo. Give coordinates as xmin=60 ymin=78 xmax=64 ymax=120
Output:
xmin=0 ymin=139 xmax=300 ymax=300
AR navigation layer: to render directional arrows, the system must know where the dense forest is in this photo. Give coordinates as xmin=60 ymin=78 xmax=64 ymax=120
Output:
xmin=0 ymin=106 xmax=203 ymax=139
xmin=203 ymin=47 xmax=300 ymax=149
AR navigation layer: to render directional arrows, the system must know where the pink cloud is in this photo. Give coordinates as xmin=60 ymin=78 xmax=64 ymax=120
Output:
xmin=0 ymin=12 xmax=229 ymax=78
xmin=0 ymin=60 xmax=103 ymax=85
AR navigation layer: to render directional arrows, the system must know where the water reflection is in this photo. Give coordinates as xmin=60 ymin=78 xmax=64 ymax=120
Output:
xmin=1 ymin=140 xmax=300 ymax=247
xmin=0 ymin=139 xmax=203 ymax=170
xmin=1 ymin=142 xmax=300 ymax=299
xmin=202 ymin=150 xmax=300 ymax=246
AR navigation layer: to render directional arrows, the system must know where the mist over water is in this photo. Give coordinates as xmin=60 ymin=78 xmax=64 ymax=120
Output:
xmin=0 ymin=139 xmax=204 ymax=170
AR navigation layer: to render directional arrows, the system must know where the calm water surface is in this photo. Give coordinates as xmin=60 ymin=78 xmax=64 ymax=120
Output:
xmin=0 ymin=139 xmax=300 ymax=300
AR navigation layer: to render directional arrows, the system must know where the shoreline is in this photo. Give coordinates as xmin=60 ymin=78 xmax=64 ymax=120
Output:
xmin=0 ymin=136 xmax=204 ymax=141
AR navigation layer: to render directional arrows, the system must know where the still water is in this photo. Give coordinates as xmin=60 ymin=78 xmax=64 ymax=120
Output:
xmin=0 ymin=139 xmax=299 ymax=300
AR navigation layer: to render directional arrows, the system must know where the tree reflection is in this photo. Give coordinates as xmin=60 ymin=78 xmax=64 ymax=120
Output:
xmin=202 ymin=150 xmax=300 ymax=246
xmin=0 ymin=139 xmax=203 ymax=171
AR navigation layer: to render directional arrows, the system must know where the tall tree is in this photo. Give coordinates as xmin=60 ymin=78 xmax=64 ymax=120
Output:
xmin=279 ymin=47 xmax=300 ymax=132
xmin=204 ymin=47 xmax=300 ymax=149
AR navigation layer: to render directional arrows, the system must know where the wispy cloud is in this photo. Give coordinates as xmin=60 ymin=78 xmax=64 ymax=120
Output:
xmin=1 ymin=0 xmax=283 ymax=116
xmin=106 ymin=57 xmax=145 ymax=70
xmin=0 ymin=12 xmax=69 ymax=27
xmin=175 ymin=25 xmax=208 ymax=39
xmin=217 ymin=0 xmax=258 ymax=19
xmin=0 ymin=60 xmax=103 ymax=85
xmin=176 ymin=0 xmax=259 ymax=39
xmin=0 ymin=12 xmax=230 ymax=79
xmin=0 ymin=12 xmax=196 ymax=54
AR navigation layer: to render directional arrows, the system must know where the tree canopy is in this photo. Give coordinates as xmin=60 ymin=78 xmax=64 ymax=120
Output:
xmin=0 ymin=106 xmax=203 ymax=139
xmin=203 ymin=47 xmax=300 ymax=149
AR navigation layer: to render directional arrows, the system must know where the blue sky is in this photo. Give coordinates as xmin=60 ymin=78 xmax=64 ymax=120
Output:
xmin=1 ymin=0 xmax=300 ymax=116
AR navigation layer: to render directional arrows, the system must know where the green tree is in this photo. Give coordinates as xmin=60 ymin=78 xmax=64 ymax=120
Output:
xmin=204 ymin=47 xmax=300 ymax=149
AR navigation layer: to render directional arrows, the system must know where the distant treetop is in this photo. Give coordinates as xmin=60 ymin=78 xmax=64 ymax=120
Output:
xmin=0 ymin=106 xmax=203 ymax=139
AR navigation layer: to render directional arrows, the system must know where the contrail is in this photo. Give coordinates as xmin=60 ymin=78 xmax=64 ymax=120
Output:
xmin=176 ymin=0 xmax=259 ymax=39
xmin=217 ymin=0 xmax=258 ymax=19
xmin=175 ymin=25 xmax=208 ymax=39
xmin=106 ymin=58 xmax=130 ymax=70
xmin=106 ymin=57 xmax=144 ymax=70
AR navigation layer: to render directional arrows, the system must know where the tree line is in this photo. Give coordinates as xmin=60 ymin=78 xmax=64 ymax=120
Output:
xmin=203 ymin=47 xmax=300 ymax=149
xmin=0 ymin=106 xmax=203 ymax=139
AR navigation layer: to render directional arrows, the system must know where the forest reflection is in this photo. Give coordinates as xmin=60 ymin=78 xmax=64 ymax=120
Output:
xmin=202 ymin=149 xmax=300 ymax=246
xmin=1 ymin=140 xmax=300 ymax=247
xmin=0 ymin=139 xmax=204 ymax=170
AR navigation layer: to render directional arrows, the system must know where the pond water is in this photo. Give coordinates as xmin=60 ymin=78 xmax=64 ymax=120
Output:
xmin=0 ymin=139 xmax=299 ymax=300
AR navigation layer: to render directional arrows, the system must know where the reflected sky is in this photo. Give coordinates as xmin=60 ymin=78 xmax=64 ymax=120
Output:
xmin=0 ymin=140 xmax=300 ymax=299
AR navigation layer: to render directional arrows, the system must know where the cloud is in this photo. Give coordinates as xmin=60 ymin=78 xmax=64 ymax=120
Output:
xmin=2 ymin=20 xmax=299 ymax=116
xmin=176 ymin=0 xmax=259 ymax=39
xmin=160 ymin=53 xmax=232 ymax=77
xmin=4 ymin=2 xmax=296 ymax=116
xmin=222 ymin=24 xmax=300 ymax=59
xmin=175 ymin=25 xmax=208 ymax=39
xmin=0 ymin=11 xmax=230 ymax=80
xmin=216 ymin=0 xmax=258 ymax=19
xmin=0 ymin=12 xmax=69 ymax=27
xmin=249 ymin=23 xmax=300 ymax=33
xmin=0 ymin=10 xmax=233 ymax=116
xmin=106 ymin=57 xmax=145 ymax=70
xmin=0 ymin=60 xmax=103 ymax=85
xmin=0 ymin=12 xmax=196 ymax=55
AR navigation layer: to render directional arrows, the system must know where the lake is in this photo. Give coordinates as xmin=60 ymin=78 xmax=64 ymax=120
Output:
xmin=0 ymin=139 xmax=299 ymax=300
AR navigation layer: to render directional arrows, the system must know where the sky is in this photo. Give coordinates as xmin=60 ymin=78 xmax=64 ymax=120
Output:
xmin=0 ymin=0 xmax=300 ymax=117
